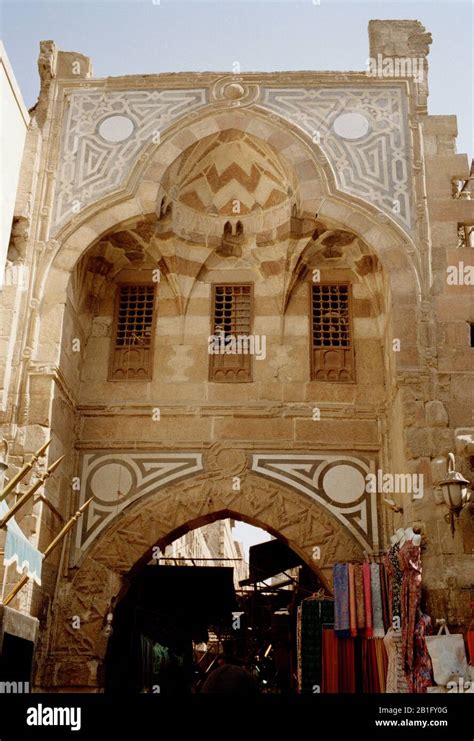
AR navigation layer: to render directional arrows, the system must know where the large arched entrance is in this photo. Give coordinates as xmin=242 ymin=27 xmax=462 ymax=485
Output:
xmin=36 ymin=471 xmax=365 ymax=691
xmin=26 ymin=104 xmax=421 ymax=693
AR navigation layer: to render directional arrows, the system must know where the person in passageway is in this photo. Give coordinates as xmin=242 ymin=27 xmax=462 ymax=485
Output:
xmin=200 ymin=652 xmax=259 ymax=696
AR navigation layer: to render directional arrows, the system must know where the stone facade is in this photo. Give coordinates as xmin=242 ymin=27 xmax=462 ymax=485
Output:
xmin=0 ymin=20 xmax=472 ymax=691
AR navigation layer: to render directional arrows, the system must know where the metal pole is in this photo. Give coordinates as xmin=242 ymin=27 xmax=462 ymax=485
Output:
xmin=2 ymin=497 xmax=93 ymax=606
xmin=0 ymin=440 xmax=51 ymax=502
xmin=0 ymin=456 xmax=64 ymax=529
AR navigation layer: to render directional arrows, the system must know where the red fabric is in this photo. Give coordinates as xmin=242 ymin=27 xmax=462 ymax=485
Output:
xmin=362 ymin=639 xmax=381 ymax=693
xmin=362 ymin=562 xmax=373 ymax=638
xmin=322 ymin=628 xmax=339 ymax=693
xmin=338 ymin=638 xmax=356 ymax=693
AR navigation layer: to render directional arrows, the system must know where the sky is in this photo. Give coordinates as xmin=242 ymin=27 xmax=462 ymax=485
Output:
xmin=1 ymin=0 xmax=473 ymax=159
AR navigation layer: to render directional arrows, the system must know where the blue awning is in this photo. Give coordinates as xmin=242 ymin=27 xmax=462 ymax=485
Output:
xmin=0 ymin=500 xmax=43 ymax=585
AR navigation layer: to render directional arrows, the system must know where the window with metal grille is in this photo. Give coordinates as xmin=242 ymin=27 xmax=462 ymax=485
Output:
xmin=311 ymin=283 xmax=355 ymax=382
xmin=209 ymin=284 xmax=253 ymax=382
xmin=109 ymin=284 xmax=156 ymax=380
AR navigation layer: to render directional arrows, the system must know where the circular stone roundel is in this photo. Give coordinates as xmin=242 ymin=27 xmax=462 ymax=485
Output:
xmin=90 ymin=461 xmax=133 ymax=503
xmin=98 ymin=115 xmax=135 ymax=143
xmin=333 ymin=112 xmax=370 ymax=140
xmin=322 ymin=464 xmax=366 ymax=504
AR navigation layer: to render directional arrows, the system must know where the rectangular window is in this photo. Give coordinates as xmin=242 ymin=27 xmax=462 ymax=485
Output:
xmin=109 ymin=284 xmax=156 ymax=380
xmin=311 ymin=283 xmax=355 ymax=382
xmin=209 ymin=284 xmax=253 ymax=382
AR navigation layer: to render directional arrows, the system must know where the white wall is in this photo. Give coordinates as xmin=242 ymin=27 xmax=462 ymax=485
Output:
xmin=0 ymin=42 xmax=29 ymax=286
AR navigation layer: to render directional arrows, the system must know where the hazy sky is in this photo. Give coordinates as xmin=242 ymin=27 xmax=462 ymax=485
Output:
xmin=1 ymin=0 xmax=473 ymax=158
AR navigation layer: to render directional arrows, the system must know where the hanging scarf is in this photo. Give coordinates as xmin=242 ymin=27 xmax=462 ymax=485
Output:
xmin=348 ymin=564 xmax=358 ymax=637
xmin=333 ymin=563 xmax=350 ymax=637
xmin=371 ymin=562 xmax=385 ymax=638
xmin=354 ymin=564 xmax=366 ymax=631
xmin=362 ymin=562 xmax=373 ymax=638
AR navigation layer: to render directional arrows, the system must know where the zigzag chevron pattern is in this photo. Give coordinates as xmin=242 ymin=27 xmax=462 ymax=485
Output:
xmin=53 ymin=89 xmax=208 ymax=229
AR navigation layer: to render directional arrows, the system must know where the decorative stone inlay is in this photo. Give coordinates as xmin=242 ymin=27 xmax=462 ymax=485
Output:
xmin=53 ymin=88 xmax=208 ymax=228
xmin=259 ymin=87 xmax=412 ymax=229
xmin=52 ymin=83 xmax=412 ymax=234
xmin=251 ymin=453 xmax=379 ymax=551
xmin=73 ymin=451 xmax=203 ymax=560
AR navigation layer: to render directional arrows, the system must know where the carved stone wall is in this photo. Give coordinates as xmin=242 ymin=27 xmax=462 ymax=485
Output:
xmin=37 ymin=465 xmax=364 ymax=690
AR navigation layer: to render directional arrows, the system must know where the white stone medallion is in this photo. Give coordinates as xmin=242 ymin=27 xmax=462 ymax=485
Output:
xmin=53 ymin=88 xmax=208 ymax=229
xmin=259 ymin=87 xmax=412 ymax=230
xmin=73 ymin=451 xmax=203 ymax=561
xmin=52 ymin=82 xmax=412 ymax=234
xmin=251 ymin=453 xmax=379 ymax=552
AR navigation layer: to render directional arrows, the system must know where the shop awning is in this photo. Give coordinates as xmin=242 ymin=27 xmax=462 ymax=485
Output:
xmin=246 ymin=538 xmax=303 ymax=584
xmin=0 ymin=500 xmax=43 ymax=585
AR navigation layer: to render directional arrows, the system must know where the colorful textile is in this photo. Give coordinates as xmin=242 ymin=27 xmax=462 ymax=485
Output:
xmin=338 ymin=637 xmax=356 ymax=692
xmin=399 ymin=541 xmax=422 ymax=672
xmin=298 ymin=598 xmax=334 ymax=694
xmin=371 ymin=563 xmax=385 ymax=638
xmin=361 ymin=638 xmax=388 ymax=693
xmin=322 ymin=627 xmax=339 ymax=693
xmin=375 ymin=639 xmax=388 ymax=693
xmin=333 ymin=563 xmax=350 ymax=637
xmin=380 ymin=564 xmax=390 ymax=632
xmin=354 ymin=565 xmax=366 ymax=631
xmin=383 ymin=628 xmax=409 ymax=693
xmin=387 ymin=544 xmax=402 ymax=623
xmin=362 ymin=562 xmax=373 ymax=638
xmin=348 ymin=564 xmax=358 ymax=637
xmin=409 ymin=613 xmax=434 ymax=693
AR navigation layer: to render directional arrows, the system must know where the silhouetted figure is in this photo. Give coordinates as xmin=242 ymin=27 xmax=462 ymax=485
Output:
xmin=200 ymin=654 xmax=259 ymax=696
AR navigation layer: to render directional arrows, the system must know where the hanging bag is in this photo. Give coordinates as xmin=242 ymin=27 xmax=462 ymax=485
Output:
xmin=426 ymin=620 xmax=468 ymax=686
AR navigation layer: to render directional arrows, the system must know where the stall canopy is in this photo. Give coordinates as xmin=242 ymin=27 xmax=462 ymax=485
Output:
xmin=246 ymin=539 xmax=303 ymax=584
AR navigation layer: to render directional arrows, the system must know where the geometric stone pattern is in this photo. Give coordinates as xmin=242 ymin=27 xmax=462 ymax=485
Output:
xmin=52 ymin=85 xmax=412 ymax=233
xmin=53 ymin=88 xmax=208 ymax=228
xmin=252 ymin=453 xmax=378 ymax=552
xmin=73 ymin=451 xmax=203 ymax=560
xmin=260 ymin=86 xmax=412 ymax=229
xmin=39 ymin=469 xmax=365 ymax=688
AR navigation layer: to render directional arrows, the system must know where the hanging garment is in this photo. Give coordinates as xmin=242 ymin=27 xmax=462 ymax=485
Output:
xmin=371 ymin=563 xmax=385 ymax=638
xmin=409 ymin=613 xmax=434 ymax=693
xmin=322 ymin=627 xmax=339 ymax=693
xmin=375 ymin=638 xmax=389 ymax=693
xmin=361 ymin=639 xmax=380 ymax=692
xmin=299 ymin=598 xmax=334 ymax=694
xmin=380 ymin=564 xmax=391 ymax=632
xmin=348 ymin=564 xmax=358 ymax=637
xmin=383 ymin=628 xmax=410 ymax=693
xmin=354 ymin=565 xmax=366 ymax=632
xmin=386 ymin=544 xmax=402 ymax=624
xmin=296 ymin=604 xmax=303 ymax=692
xmin=333 ymin=564 xmax=350 ymax=637
xmin=338 ymin=637 xmax=356 ymax=692
xmin=362 ymin=562 xmax=373 ymax=638
xmin=399 ymin=540 xmax=422 ymax=672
